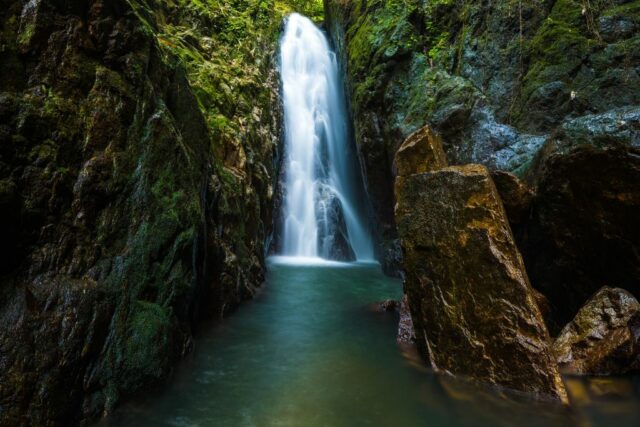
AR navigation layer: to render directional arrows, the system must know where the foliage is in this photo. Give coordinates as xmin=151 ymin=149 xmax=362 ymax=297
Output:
xmin=126 ymin=0 xmax=322 ymax=154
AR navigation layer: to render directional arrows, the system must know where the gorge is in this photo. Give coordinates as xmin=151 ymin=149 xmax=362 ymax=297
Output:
xmin=0 ymin=0 xmax=639 ymax=426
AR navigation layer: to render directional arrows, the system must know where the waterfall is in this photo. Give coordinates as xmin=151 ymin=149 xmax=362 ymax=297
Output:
xmin=279 ymin=13 xmax=374 ymax=262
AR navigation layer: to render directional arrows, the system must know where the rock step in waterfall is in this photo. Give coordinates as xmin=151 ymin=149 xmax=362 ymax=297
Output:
xmin=279 ymin=13 xmax=373 ymax=262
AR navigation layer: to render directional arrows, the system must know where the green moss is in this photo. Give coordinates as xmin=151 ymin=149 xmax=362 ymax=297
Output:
xmin=17 ymin=21 xmax=36 ymax=48
xmin=522 ymin=17 xmax=592 ymax=95
xmin=514 ymin=0 xmax=640 ymax=128
xmin=125 ymin=0 xmax=323 ymax=158
xmin=423 ymin=0 xmax=454 ymax=63
xmin=124 ymin=301 xmax=171 ymax=378
xmin=602 ymin=0 xmax=640 ymax=17
xmin=28 ymin=139 xmax=54 ymax=160
xmin=343 ymin=0 xmax=422 ymax=113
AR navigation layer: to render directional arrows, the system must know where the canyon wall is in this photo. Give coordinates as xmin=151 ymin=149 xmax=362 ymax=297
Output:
xmin=325 ymin=0 xmax=640 ymax=324
xmin=0 ymin=0 xmax=318 ymax=424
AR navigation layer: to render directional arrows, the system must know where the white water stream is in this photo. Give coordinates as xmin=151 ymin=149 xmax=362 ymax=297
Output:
xmin=279 ymin=13 xmax=373 ymax=261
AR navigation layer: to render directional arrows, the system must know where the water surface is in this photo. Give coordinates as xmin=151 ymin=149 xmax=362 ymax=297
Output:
xmin=102 ymin=261 xmax=640 ymax=427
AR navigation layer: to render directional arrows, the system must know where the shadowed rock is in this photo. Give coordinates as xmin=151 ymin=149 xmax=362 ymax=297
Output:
xmin=519 ymin=109 xmax=640 ymax=331
xmin=553 ymin=287 xmax=640 ymax=375
xmin=0 ymin=0 xmax=282 ymax=424
xmin=396 ymin=163 xmax=567 ymax=403
xmin=490 ymin=170 xmax=534 ymax=228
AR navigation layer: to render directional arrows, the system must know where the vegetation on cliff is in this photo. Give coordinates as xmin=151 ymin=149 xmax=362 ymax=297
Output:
xmin=0 ymin=0 xmax=320 ymax=425
xmin=325 ymin=0 xmax=640 ymax=321
xmin=1 ymin=0 xmax=638 ymax=424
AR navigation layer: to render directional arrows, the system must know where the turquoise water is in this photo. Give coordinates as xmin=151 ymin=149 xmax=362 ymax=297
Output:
xmin=102 ymin=260 xmax=640 ymax=427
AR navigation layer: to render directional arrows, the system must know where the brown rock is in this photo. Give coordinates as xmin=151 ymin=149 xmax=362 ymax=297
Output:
xmin=553 ymin=287 xmax=640 ymax=375
xmin=394 ymin=124 xmax=448 ymax=177
xmin=532 ymin=288 xmax=552 ymax=323
xmin=395 ymin=164 xmax=567 ymax=403
xmin=490 ymin=170 xmax=534 ymax=227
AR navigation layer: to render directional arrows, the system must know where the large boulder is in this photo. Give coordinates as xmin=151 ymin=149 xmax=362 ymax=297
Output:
xmin=519 ymin=108 xmax=640 ymax=331
xmin=315 ymin=184 xmax=356 ymax=261
xmin=396 ymin=164 xmax=567 ymax=402
xmin=553 ymin=287 xmax=640 ymax=375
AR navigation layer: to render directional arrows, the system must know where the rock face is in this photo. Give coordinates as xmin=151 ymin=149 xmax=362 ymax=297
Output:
xmin=396 ymin=164 xmax=567 ymax=402
xmin=0 ymin=0 xmax=301 ymax=424
xmin=553 ymin=287 xmax=640 ymax=375
xmin=326 ymin=0 xmax=640 ymax=337
xmin=325 ymin=0 xmax=640 ymax=275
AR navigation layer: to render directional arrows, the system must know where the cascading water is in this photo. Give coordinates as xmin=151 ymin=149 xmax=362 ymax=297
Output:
xmin=279 ymin=13 xmax=374 ymax=262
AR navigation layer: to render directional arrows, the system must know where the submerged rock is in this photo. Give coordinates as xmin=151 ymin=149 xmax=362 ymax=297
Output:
xmin=396 ymin=164 xmax=567 ymax=403
xmin=553 ymin=287 xmax=640 ymax=375
xmin=369 ymin=299 xmax=399 ymax=313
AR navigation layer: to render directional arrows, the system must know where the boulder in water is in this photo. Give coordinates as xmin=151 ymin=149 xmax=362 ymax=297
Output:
xmin=553 ymin=287 xmax=640 ymax=375
xmin=396 ymin=164 xmax=568 ymax=403
xmin=368 ymin=299 xmax=399 ymax=313
xmin=315 ymin=184 xmax=356 ymax=261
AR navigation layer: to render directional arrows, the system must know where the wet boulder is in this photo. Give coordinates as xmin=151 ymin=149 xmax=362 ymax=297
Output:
xmin=394 ymin=124 xmax=448 ymax=177
xmin=553 ymin=287 xmax=640 ymax=375
xmin=395 ymin=164 xmax=567 ymax=402
xmin=519 ymin=107 xmax=640 ymax=330
xmin=315 ymin=183 xmax=356 ymax=261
